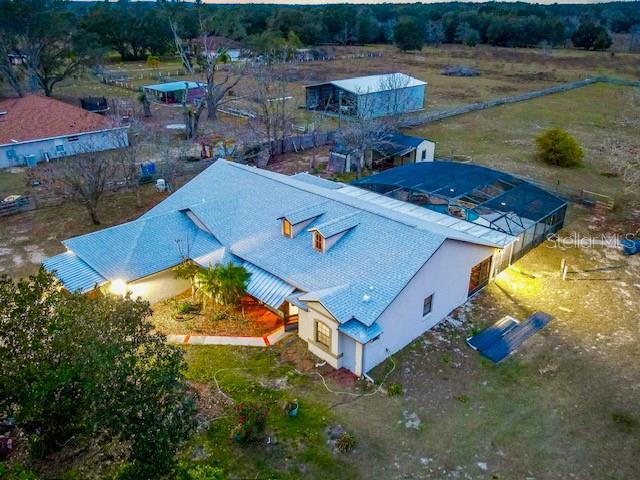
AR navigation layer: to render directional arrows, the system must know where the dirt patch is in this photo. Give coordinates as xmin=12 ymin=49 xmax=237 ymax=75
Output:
xmin=151 ymin=294 xmax=283 ymax=337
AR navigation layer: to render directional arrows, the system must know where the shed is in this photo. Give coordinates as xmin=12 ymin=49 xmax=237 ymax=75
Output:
xmin=143 ymin=81 xmax=205 ymax=105
xmin=329 ymin=133 xmax=436 ymax=173
xmin=305 ymin=73 xmax=426 ymax=119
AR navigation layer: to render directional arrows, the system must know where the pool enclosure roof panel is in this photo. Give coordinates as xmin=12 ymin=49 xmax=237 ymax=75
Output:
xmin=352 ymin=162 xmax=567 ymax=229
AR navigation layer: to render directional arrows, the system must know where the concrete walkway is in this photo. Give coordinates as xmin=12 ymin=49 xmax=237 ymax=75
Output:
xmin=166 ymin=325 xmax=292 ymax=347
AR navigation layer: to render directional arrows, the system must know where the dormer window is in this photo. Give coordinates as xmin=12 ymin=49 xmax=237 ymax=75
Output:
xmin=309 ymin=213 xmax=359 ymax=253
xmin=313 ymin=231 xmax=325 ymax=252
xmin=282 ymin=219 xmax=292 ymax=238
xmin=279 ymin=202 xmax=329 ymax=239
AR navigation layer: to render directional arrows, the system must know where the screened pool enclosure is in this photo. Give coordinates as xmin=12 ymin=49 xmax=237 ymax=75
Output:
xmin=353 ymin=162 xmax=567 ymax=274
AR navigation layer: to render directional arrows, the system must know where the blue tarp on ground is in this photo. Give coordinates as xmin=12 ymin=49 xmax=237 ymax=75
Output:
xmin=467 ymin=316 xmax=519 ymax=352
xmin=468 ymin=312 xmax=553 ymax=363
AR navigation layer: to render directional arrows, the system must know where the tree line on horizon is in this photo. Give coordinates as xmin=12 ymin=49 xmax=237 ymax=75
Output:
xmin=75 ymin=1 xmax=634 ymax=57
xmin=1 ymin=0 xmax=637 ymax=97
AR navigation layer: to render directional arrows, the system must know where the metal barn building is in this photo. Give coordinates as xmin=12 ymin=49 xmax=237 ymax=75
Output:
xmin=353 ymin=162 xmax=567 ymax=274
xmin=143 ymin=81 xmax=205 ymax=105
xmin=305 ymin=73 xmax=426 ymax=119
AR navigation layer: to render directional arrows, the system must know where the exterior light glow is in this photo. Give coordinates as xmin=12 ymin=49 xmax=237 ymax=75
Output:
xmin=110 ymin=279 xmax=128 ymax=296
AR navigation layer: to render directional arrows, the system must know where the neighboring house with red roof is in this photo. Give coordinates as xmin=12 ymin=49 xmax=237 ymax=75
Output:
xmin=0 ymin=95 xmax=129 ymax=169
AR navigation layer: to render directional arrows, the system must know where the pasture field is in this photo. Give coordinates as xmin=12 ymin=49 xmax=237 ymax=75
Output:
xmin=1 ymin=44 xmax=639 ymax=479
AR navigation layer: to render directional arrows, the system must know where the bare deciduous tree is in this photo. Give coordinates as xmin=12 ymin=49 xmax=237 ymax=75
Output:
xmin=156 ymin=133 xmax=189 ymax=193
xmin=249 ymin=59 xmax=294 ymax=161
xmin=113 ymin=121 xmax=146 ymax=208
xmin=170 ymin=18 xmax=245 ymax=139
xmin=31 ymin=150 xmax=118 ymax=225
xmin=0 ymin=43 xmax=24 ymax=97
xmin=333 ymin=74 xmax=414 ymax=177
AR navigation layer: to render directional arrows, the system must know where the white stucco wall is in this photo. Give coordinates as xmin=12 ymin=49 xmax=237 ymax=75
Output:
xmin=298 ymin=302 xmax=342 ymax=369
xmin=415 ymin=140 xmax=436 ymax=163
xmin=362 ymin=239 xmax=494 ymax=373
xmin=0 ymin=128 xmax=129 ymax=169
xmin=124 ymin=268 xmax=191 ymax=305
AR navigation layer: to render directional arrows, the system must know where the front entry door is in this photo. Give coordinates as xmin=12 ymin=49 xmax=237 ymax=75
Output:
xmin=468 ymin=257 xmax=492 ymax=296
xmin=280 ymin=301 xmax=299 ymax=332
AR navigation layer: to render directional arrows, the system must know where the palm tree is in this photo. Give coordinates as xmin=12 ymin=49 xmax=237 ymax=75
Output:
xmin=217 ymin=263 xmax=251 ymax=305
xmin=195 ymin=262 xmax=250 ymax=310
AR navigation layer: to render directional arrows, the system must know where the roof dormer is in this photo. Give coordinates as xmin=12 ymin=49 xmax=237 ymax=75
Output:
xmin=308 ymin=213 xmax=360 ymax=253
xmin=278 ymin=202 xmax=328 ymax=238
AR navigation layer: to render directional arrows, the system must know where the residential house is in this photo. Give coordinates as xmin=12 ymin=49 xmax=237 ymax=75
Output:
xmin=43 ymin=160 xmax=564 ymax=377
xmin=0 ymin=95 xmax=129 ymax=169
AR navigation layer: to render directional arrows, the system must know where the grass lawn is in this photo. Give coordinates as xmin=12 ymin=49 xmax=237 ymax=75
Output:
xmin=181 ymin=345 xmax=360 ymax=480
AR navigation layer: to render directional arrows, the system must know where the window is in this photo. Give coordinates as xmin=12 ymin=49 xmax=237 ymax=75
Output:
xmin=282 ymin=219 xmax=292 ymax=237
xmin=313 ymin=232 xmax=325 ymax=252
xmin=67 ymin=136 xmax=79 ymax=142
xmin=421 ymin=149 xmax=426 ymax=160
xmin=315 ymin=321 xmax=331 ymax=348
xmin=55 ymin=144 xmax=65 ymax=155
xmin=423 ymin=294 xmax=434 ymax=317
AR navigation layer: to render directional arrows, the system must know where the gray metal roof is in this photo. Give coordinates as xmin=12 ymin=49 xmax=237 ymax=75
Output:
xmin=47 ymin=160 xmax=504 ymax=330
xmin=42 ymin=251 xmax=106 ymax=293
xmin=243 ymin=261 xmax=296 ymax=310
xmin=143 ymin=81 xmax=204 ymax=93
xmin=312 ymin=73 xmax=426 ymax=95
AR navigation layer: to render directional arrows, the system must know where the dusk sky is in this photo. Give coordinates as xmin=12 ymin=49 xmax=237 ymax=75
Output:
xmin=194 ymin=0 xmax=614 ymax=4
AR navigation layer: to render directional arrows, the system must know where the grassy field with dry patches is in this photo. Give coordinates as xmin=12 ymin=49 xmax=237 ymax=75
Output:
xmin=406 ymin=82 xmax=640 ymax=200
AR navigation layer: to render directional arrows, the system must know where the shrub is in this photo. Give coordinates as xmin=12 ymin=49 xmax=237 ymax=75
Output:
xmin=335 ymin=432 xmax=357 ymax=453
xmin=394 ymin=16 xmax=424 ymax=51
xmin=0 ymin=270 xmax=196 ymax=478
xmin=232 ymin=402 xmax=269 ymax=443
xmin=176 ymin=464 xmax=225 ymax=480
xmin=0 ymin=465 xmax=38 ymax=480
xmin=176 ymin=300 xmax=199 ymax=315
xmin=387 ymin=383 xmax=403 ymax=396
xmin=535 ymin=128 xmax=583 ymax=167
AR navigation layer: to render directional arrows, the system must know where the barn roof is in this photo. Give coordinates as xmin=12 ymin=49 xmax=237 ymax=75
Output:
xmin=307 ymin=73 xmax=426 ymax=95
xmin=143 ymin=81 xmax=205 ymax=93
